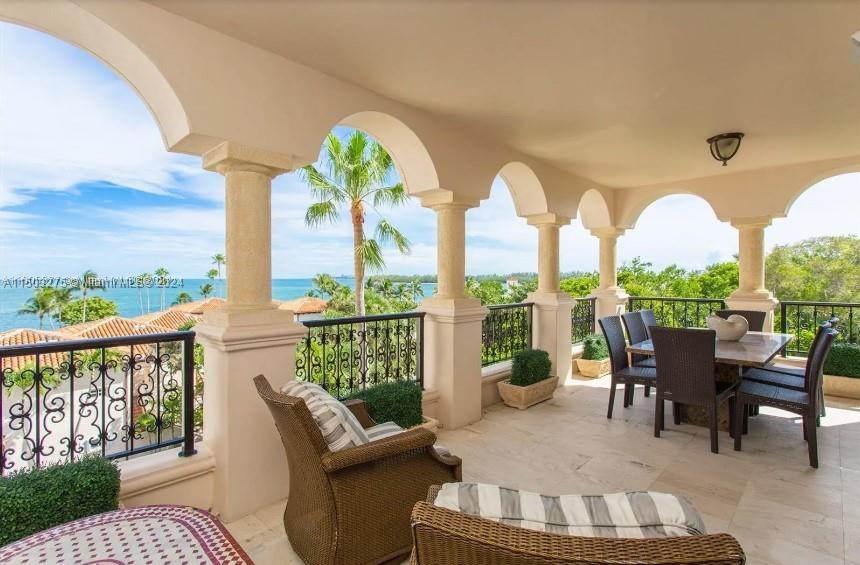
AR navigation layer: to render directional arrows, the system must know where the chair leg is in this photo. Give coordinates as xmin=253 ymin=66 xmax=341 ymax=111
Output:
xmin=803 ymin=418 xmax=808 ymax=441
xmin=673 ymin=402 xmax=681 ymax=425
xmin=805 ymin=414 xmax=819 ymax=468
xmin=728 ymin=396 xmax=736 ymax=440
xmin=654 ymin=398 xmax=663 ymax=438
xmin=709 ymin=404 xmax=719 ymax=454
xmin=644 ymin=385 xmax=651 ymax=397
xmin=742 ymin=406 xmax=749 ymax=435
xmin=817 ymin=387 xmax=825 ymax=425
xmin=624 ymin=384 xmax=633 ymax=407
xmin=607 ymin=381 xmax=617 ymax=419
xmin=734 ymin=399 xmax=744 ymax=452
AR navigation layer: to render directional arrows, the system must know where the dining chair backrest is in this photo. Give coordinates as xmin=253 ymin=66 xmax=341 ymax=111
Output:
xmin=805 ymin=328 xmax=837 ymax=399
xmin=621 ymin=311 xmax=649 ymax=345
xmin=650 ymin=326 xmax=716 ymax=406
xmin=598 ymin=316 xmax=629 ymax=374
xmin=640 ymin=309 xmax=658 ymax=338
xmin=715 ymin=309 xmax=766 ymax=332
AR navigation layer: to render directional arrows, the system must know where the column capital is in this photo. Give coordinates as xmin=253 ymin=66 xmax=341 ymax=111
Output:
xmin=419 ymin=189 xmax=480 ymax=211
xmin=730 ymin=216 xmax=773 ymax=230
xmin=526 ymin=212 xmax=570 ymax=227
xmin=590 ymin=226 xmax=625 ymax=239
xmin=203 ymin=142 xmax=294 ymax=177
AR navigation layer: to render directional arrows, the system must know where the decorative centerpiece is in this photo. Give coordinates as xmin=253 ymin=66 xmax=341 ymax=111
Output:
xmin=497 ymin=349 xmax=557 ymax=410
xmin=706 ymin=314 xmax=749 ymax=341
xmin=576 ymin=334 xmax=611 ymax=378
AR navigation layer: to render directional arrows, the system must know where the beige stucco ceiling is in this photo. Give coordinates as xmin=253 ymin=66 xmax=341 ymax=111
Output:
xmin=149 ymin=0 xmax=860 ymax=189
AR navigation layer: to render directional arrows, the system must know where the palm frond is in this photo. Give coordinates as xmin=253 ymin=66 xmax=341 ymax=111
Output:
xmin=368 ymin=141 xmax=395 ymax=185
xmin=371 ymin=182 xmax=409 ymax=208
xmin=305 ymin=201 xmax=340 ymax=227
xmin=301 ymin=165 xmax=347 ymax=202
xmin=357 ymin=238 xmax=386 ymax=272
xmin=375 ymin=219 xmax=411 ymax=254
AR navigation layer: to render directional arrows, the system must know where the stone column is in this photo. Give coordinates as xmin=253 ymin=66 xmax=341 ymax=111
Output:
xmin=526 ymin=213 xmax=573 ymax=379
xmin=195 ymin=142 xmax=308 ymax=522
xmin=727 ymin=216 xmax=778 ymax=331
xmin=417 ymin=191 xmax=487 ymax=429
xmin=589 ymin=227 xmax=629 ymax=320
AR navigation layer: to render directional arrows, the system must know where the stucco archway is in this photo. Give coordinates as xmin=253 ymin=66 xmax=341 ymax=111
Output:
xmin=577 ymin=189 xmax=612 ymax=229
xmin=496 ymin=161 xmax=549 ymax=217
xmin=620 ymin=190 xmax=722 ymax=229
xmin=783 ymin=168 xmax=860 ymax=218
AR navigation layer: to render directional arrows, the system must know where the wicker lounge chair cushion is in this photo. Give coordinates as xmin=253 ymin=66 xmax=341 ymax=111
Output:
xmin=281 ymin=380 xmax=369 ymax=451
xmin=367 ymin=421 xmax=451 ymax=456
xmin=433 ymin=483 xmax=706 ymax=538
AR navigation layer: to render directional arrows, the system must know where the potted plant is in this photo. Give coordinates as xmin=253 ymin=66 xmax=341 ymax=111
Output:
xmin=346 ymin=380 xmax=438 ymax=431
xmin=576 ymin=334 xmax=611 ymax=378
xmin=822 ymin=342 xmax=860 ymax=399
xmin=497 ymin=349 xmax=556 ymax=410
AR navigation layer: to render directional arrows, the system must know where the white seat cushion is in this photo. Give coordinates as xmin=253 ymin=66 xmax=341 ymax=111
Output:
xmin=365 ymin=421 xmax=451 ymax=456
xmin=433 ymin=482 xmax=705 ymax=538
xmin=281 ymin=380 xmax=369 ymax=452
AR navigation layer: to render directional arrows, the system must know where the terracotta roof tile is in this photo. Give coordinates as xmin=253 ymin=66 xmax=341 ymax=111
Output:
xmin=132 ymin=310 xmax=197 ymax=331
xmin=170 ymin=297 xmax=226 ymax=315
xmin=278 ymin=296 xmax=327 ymax=315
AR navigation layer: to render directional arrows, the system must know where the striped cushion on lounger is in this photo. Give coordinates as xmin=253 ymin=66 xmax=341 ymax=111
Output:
xmin=366 ymin=421 xmax=405 ymax=441
xmin=281 ymin=380 xmax=369 ymax=452
xmin=433 ymin=483 xmax=706 ymax=538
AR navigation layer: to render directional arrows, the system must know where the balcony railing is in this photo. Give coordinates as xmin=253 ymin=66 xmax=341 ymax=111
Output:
xmin=295 ymin=312 xmax=425 ymax=398
xmin=571 ymin=297 xmax=596 ymax=344
xmin=482 ymin=303 xmax=533 ymax=366
xmin=0 ymin=332 xmax=198 ymax=476
xmin=627 ymin=296 xmax=726 ymax=329
xmin=779 ymin=300 xmax=859 ymax=357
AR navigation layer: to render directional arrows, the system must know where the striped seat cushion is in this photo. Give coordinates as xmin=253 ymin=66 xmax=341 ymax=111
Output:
xmin=281 ymin=380 xmax=369 ymax=451
xmin=433 ymin=483 xmax=705 ymax=538
xmin=364 ymin=422 xmax=451 ymax=457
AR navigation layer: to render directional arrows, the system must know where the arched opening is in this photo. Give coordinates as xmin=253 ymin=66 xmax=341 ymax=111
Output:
xmin=496 ymin=161 xmax=549 ymax=217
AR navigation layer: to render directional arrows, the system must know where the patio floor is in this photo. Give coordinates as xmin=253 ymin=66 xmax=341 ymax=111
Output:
xmin=226 ymin=374 xmax=860 ymax=564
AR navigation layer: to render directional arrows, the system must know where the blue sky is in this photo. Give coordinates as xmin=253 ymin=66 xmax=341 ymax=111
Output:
xmin=1 ymin=22 xmax=858 ymax=279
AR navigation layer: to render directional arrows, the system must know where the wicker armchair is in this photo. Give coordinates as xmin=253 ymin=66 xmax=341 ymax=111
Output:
xmin=254 ymin=375 xmax=462 ymax=565
xmin=640 ymin=309 xmax=659 ymax=338
xmin=410 ymin=486 xmax=746 ymax=565
xmin=715 ymin=309 xmax=766 ymax=332
xmin=622 ymin=311 xmax=656 ymax=398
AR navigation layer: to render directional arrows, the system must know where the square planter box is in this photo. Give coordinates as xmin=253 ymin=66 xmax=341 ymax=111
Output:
xmin=414 ymin=415 xmax=440 ymax=433
xmin=497 ymin=376 xmax=559 ymax=410
xmin=823 ymin=374 xmax=860 ymax=400
xmin=576 ymin=357 xmax=610 ymax=378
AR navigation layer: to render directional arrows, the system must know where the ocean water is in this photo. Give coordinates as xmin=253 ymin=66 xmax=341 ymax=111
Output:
xmin=0 ymin=277 xmax=437 ymax=332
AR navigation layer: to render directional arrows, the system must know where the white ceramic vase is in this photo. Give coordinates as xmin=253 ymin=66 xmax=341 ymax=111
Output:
xmin=706 ymin=314 xmax=749 ymax=341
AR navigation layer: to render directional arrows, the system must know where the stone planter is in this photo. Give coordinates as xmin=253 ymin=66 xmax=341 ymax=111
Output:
xmin=415 ymin=415 xmax=440 ymax=433
xmin=823 ymin=374 xmax=860 ymax=400
xmin=497 ymin=376 xmax=559 ymax=410
xmin=576 ymin=357 xmax=610 ymax=378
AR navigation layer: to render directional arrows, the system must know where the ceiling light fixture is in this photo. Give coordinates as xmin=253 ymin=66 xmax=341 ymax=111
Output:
xmin=706 ymin=132 xmax=744 ymax=166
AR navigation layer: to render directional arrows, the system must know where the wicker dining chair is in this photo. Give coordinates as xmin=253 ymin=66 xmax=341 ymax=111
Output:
xmin=599 ymin=315 xmax=657 ymax=418
xmin=734 ymin=329 xmax=837 ymax=468
xmin=622 ymin=311 xmax=656 ymax=398
xmin=410 ymin=486 xmax=746 ymax=565
xmin=715 ymin=309 xmax=766 ymax=332
xmin=650 ymin=327 xmax=738 ymax=453
xmin=640 ymin=309 xmax=658 ymax=338
xmin=254 ymin=375 xmax=461 ymax=565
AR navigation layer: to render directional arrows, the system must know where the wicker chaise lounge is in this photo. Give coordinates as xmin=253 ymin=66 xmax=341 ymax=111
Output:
xmin=254 ymin=375 xmax=461 ymax=565
xmin=411 ymin=485 xmax=746 ymax=564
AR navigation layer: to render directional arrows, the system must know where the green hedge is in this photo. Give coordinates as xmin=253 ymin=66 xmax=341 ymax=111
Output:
xmin=582 ymin=334 xmax=609 ymax=361
xmin=511 ymin=349 xmax=552 ymax=387
xmin=347 ymin=380 xmax=423 ymax=428
xmin=824 ymin=342 xmax=860 ymax=378
xmin=0 ymin=457 xmax=120 ymax=546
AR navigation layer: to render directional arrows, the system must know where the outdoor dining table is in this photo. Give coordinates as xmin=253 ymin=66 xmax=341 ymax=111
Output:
xmin=626 ymin=330 xmax=794 ymax=429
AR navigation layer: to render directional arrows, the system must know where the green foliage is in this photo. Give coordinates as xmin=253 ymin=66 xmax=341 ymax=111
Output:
xmin=581 ymin=334 xmax=609 ymax=360
xmin=465 ymin=278 xmax=537 ymax=305
xmin=824 ymin=342 xmax=860 ymax=378
xmin=57 ymin=296 xmax=118 ymax=325
xmin=346 ymin=380 xmax=423 ymax=428
xmin=766 ymin=236 xmax=860 ymax=302
xmin=510 ymin=349 xmax=552 ymax=386
xmin=5 ymin=363 xmax=62 ymax=395
xmin=309 ymin=275 xmax=420 ymax=317
xmin=0 ymin=457 xmax=120 ymax=545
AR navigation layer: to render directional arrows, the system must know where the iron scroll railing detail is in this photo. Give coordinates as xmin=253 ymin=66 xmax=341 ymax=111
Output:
xmin=295 ymin=311 xmax=425 ymax=398
xmin=779 ymin=301 xmax=858 ymax=357
xmin=627 ymin=296 xmax=726 ymax=329
xmin=571 ymin=297 xmax=596 ymax=344
xmin=0 ymin=331 xmax=198 ymax=476
xmin=481 ymin=303 xmax=533 ymax=367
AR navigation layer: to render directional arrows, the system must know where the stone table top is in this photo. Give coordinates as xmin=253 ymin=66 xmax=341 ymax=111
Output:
xmin=627 ymin=331 xmax=793 ymax=368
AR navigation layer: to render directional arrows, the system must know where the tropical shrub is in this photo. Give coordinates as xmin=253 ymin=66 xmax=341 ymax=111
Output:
xmin=0 ymin=457 xmax=120 ymax=545
xmin=581 ymin=334 xmax=609 ymax=361
xmin=824 ymin=342 xmax=860 ymax=378
xmin=58 ymin=296 xmax=118 ymax=325
xmin=346 ymin=380 xmax=423 ymax=428
xmin=510 ymin=349 xmax=552 ymax=387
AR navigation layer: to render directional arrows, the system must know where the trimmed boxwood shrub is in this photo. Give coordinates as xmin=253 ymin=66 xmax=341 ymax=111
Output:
xmin=347 ymin=380 xmax=423 ymax=428
xmin=824 ymin=342 xmax=860 ymax=378
xmin=582 ymin=334 xmax=609 ymax=361
xmin=0 ymin=456 xmax=120 ymax=546
xmin=510 ymin=349 xmax=552 ymax=387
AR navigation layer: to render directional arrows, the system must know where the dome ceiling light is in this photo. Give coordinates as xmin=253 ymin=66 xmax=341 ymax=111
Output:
xmin=706 ymin=132 xmax=744 ymax=166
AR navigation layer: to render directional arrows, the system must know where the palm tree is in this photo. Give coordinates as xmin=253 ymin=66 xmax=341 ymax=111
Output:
xmin=18 ymin=288 xmax=56 ymax=329
xmin=137 ymin=272 xmax=152 ymax=313
xmin=75 ymin=270 xmax=104 ymax=323
xmin=199 ymin=283 xmax=214 ymax=299
xmin=301 ymin=130 xmax=411 ymax=315
xmin=50 ymin=287 xmax=73 ymax=326
xmin=154 ymin=267 xmax=169 ymax=311
xmin=172 ymin=291 xmax=193 ymax=305
xmin=211 ymin=253 xmax=226 ymax=297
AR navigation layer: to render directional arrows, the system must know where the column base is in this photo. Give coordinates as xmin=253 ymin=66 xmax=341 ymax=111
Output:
xmin=725 ymin=292 xmax=779 ymax=332
xmin=527 ymin=291 xmax=573 ymax=379
xmin=418 ymin=297 xmax=488 ymax=429
xmin=589 ymin=287 xmax=629 ymax=321
xmin=196 ymin=307 xmax=307 ymax=522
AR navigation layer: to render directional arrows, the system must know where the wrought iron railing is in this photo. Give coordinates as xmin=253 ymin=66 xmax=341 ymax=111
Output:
xmin=627 ymin=296 xmax=726 ymax=329
xmin=295 ymin=312 xmax=424 ymax=398
xmin=571 ymin=297 xmax=596 ymax=344
xmin=0 ymin=332 xmax=198 ymax=476
xmin=482 ymin=303 xmax=533 ymax=366
xmin=779 ymin=301 xmax=859 ymax=357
